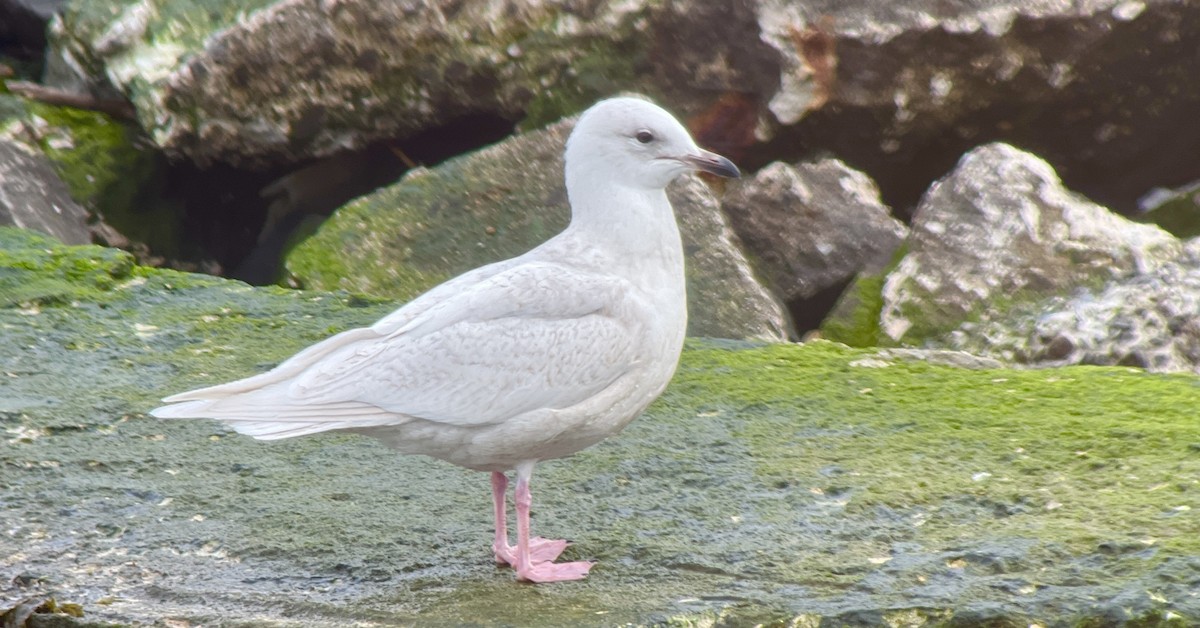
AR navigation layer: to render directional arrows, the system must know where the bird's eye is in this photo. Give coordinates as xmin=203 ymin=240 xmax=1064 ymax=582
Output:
xmin=635 ymin=130 xmax=654 ymax=144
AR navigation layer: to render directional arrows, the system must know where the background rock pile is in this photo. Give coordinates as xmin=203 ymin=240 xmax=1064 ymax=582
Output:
xmin=2 ymin=0 xmax=1197 ymax=371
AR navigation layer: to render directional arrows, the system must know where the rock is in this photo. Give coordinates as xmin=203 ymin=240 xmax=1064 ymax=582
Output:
xmin=720 ymin=159 xmax=907 ymax=305
xmin=3 ymin=227 xmax=1199 ymax=625
xmin=880 ymin=143 xmax=1180 ymax=343
xmin=851 ymin=348 xmax=1005 ymax=371
xmin=0 ymin=92 xmax=178 ymax=264
xmin=286 ymin=115 xmax=790 ymax=342
xmin=668 ymin=176 xmax=791 ymax=341
xmin=0 ymin=226 xmax=133 ymax=306
xmin=948 ymin=245 xmax=1200 ymax=374
xmin=21 ymin=102 xmax=173 ymax=256
xmin=44 ymin=0 xmax=779 ymax=168
xmin=818 ymin=269 xmax=889 ymax=347
xmin=38 ymin=0 xmax=1200 ymax=229
xmin=758 ymin=0 xmax=1200 ymax=216
xmin=0 ymin=136 xmax=91 ymax=245
xmin=1137 ymin=179 xmax=1200 ymax=238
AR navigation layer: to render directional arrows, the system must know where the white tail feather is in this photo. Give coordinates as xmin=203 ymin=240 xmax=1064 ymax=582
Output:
xmin=151 ymin=389 xmax=407 ymax=441
xmin=159 ymin=327 xmax=381 ymax=403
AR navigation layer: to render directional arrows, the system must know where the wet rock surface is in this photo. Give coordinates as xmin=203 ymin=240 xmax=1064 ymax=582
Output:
xmin=285 ymin=116 xmax=790 ymax=342
xmin=3 ymin=228 xmax=1199 ymax=626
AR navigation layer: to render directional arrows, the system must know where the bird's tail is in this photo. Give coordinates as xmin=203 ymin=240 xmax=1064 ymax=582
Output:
xmin=151 ymin=391 xmax=404 ymax=440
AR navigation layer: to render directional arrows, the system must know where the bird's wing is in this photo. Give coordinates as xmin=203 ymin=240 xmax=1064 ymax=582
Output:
xmin=369 ymin=256 xmax=521 ymax=336
xmin=154 ymin=261 xmax=646 ymax=430
xmin=287 ymin=261 xmax=645 ymax=425
xmin=155 ymin=256 xmax=521 ymax=403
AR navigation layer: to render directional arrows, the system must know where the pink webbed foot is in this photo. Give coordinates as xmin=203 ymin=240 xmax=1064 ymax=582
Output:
xmin=494 ymin=537 xmax=569 ymax=566
xmin=492 ymin=465 xmax=595 ymax=583
xmin=515 ymin=558 xmax=594 ymax=583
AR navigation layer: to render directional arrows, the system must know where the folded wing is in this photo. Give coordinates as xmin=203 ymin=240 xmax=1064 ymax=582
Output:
xmin=151 ymin=261 xmax=644 ymax=438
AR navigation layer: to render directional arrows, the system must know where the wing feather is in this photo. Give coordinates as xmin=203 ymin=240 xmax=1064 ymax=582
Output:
xmin=152 ymin=260 xmax=646 ymax=436
xmin=287 ymin=262 xmax=643 ymax=425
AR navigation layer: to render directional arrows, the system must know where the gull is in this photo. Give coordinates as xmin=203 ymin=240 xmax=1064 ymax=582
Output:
xmin=151 ymin=96 xmax=740 ymax=583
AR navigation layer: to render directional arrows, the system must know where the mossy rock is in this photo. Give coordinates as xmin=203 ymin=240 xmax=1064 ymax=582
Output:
xmin=0 ymin=85 xmax=181 ymax=257
xmin=0 ymin=227 xmax=137 ymax=306
xmin=2 ymin=227 xmax=1198 ymax=625
xmin=820 ymin=242 xmax=912 ymax=348
xmin=48 ymin=0 xmax=657 ymax=166
xmin=22 ymin=102 xmax=182 ymax=256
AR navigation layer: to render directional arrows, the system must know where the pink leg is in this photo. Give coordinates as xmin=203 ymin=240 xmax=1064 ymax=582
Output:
xmin=491 ymin=471 xmax=568 ymax=567
xmin=512 ymin=462 xmax=593 ymax=583
xmin=491 ymin=471 xmax=511 ymax=564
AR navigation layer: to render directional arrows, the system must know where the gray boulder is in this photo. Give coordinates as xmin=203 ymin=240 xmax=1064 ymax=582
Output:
xmin=881 ymin=143 xmax=1179 ymax=343
xmin=0 ymin=138 xmax=91 ymax=245
xmin=45 ymin=0 xmax=778 ymax=168
xmin=721 ymin=159 xmax=907 ymax=304
xmin=949 ymin=238 xmax=1200 ymax=374
xmin=42 ymin=0 xmax=1200 ymax=224
xmin=286 ymin=115 xmax=790 ymax=342
xmin=757 ymin=0 xmax=1200 ymax=214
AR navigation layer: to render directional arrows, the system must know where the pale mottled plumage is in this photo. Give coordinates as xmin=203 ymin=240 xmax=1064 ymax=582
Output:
xmin=152 ymin=96 xmax=739 ymax=582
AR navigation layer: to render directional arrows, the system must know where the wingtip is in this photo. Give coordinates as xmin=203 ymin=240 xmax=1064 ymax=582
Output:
xmin=148 ymin=405 xmax=179 ymax=419
xmin=148 ymin=399 xmax=207 ymax=419
xmin=159 ymin=390 xmax=204 ymax=404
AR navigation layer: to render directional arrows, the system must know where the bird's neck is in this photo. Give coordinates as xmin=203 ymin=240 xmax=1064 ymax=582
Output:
xmin=560 ymin=169 xmax=689 ymax=337
xmin=564 ymin=174 xmax=683 ymax=261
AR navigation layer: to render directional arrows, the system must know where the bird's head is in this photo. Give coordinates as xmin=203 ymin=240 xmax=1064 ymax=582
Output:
xmin=566 ymin=96 xmax=740 ymax=191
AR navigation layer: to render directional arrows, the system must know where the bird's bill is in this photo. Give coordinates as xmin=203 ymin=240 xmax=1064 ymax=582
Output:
xmin=681 ymin=150 xmax=741 ymax=178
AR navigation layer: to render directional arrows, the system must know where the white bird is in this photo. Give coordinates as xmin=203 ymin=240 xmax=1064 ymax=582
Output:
xmin=151 ymin=96 xmax=740 ymax=583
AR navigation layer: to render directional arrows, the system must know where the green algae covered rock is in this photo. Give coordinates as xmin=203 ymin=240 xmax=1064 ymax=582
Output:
xmin=1139 ymin=180 xmax=1200 ymax=239
xmin=0 ymin=227 xmax=134 ymax=306
xmin=819 ymin=267 xmax=890 ymax=348
xmin=21 ymin=102 xmax=179 ymax=255
xmin=823 ymin=144 xmax=1190 ymax=358
xmin=2 ymin=227 xmax=1199 ymax=626
xmin=23 ymin=104 xmax=149 ymax=215
xmin=286 ymin=117 xmax=790 ymax=341
xmin=0 ymin=90 xmax=177 ymax=256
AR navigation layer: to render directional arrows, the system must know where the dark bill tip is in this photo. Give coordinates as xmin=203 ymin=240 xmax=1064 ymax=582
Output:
xmin=683 ymin=151 xmax=741 ymax=178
